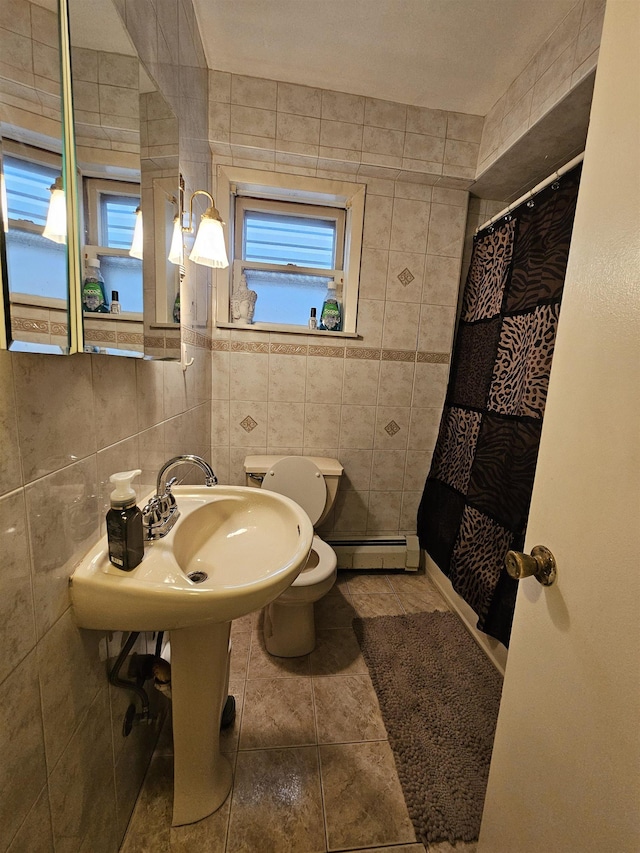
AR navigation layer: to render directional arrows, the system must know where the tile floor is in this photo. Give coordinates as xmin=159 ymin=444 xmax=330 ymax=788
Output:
xmin=120 ymin=570 xmax=479 ymax=853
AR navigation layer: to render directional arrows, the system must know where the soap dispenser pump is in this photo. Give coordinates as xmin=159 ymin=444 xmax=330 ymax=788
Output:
xmin=107 ymin=469 xmax=144 ymax=571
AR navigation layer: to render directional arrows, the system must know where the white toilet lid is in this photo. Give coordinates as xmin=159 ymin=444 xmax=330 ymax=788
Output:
xmin=262 ymin=456 xmax=326 ymax=525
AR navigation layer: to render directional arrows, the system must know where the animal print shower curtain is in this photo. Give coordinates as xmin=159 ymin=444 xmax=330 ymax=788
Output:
xmin=417 ymin=165 xmax=581 ymax=647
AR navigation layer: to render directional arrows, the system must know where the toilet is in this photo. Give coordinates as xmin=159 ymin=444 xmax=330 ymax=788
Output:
xmin=244 ymin=455 xmax=343 ymax=657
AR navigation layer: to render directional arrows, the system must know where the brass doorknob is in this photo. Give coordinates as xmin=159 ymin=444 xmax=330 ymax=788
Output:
xmin=505 ymin=545 xmax=557 ymax=586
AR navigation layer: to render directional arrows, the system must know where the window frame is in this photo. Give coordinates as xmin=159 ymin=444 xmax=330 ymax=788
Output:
xmin=215 ymin=166 xmax=366 ymax=337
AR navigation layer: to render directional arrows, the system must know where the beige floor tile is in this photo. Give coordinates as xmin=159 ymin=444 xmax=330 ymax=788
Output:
xmin=315 ymin=589 xmax=357 ymax=629
xmin=320 ymin=741 xmax=415 ymax=851
xmin=346 ymin=572 xmax=394 ymax=594
xmin=120 ymin=755 xmax=231 ymax=853
xmin=313 ymin=675 xmax=387 ymax=744
xmin=386 ymin=570 xmax=437 ymax=594
xmin=227 ymin=746 xmax=325 ymax=853
xmin=329 ymin=571 xmax=351 ymax=594
xmin=350 ymin=592 xmax=405 ymax=618
xmin=239 ymin=677 xmax=315 ymax=749
xmin=230 ymin=612 xmax=253 ymax=639
xmin=396 ymin=587 xmax=449 ymax=613
xmin=229 ymin=632 xmax=250 ymax=679
xmin=248 ymin=632 xmax=311 ymax=678
xmin=310 ymin=628 xmax=369 ymax=676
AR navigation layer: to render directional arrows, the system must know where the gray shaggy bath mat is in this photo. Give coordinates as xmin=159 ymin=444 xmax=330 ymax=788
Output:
xmin=352 ymin=610 xmax=503 ymax=845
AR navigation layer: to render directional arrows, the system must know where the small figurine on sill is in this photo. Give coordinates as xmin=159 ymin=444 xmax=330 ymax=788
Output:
xmin=231 ymin=273 xmax=257 ymax=325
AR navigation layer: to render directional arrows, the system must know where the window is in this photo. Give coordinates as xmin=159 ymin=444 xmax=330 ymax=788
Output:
xmin=3 ymin=153 xmax=67 ymax=301
xmin=215 ymin=167 xmax=365 ymax=335
xmin=83 ymin=178 xmax=142 ymax=313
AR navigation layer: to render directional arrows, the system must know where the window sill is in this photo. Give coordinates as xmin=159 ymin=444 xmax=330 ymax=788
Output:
xmin=82 ymin=311 xmax=143 ymax=322
xmin=215 ymin=321 xmax=360 ymax=339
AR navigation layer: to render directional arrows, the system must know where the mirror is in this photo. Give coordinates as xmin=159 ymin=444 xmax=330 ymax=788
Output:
xmin=0 ymin=0 xmax=183 ymax=358
xmin=68 ymin=0 xmax=180 ymax=358
xmin=0 ymin=0 xmax=76 ymax=353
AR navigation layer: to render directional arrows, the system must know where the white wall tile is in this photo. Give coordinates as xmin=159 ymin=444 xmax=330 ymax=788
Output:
xmin=382 ymin=301 xmax=420 ymax=350
xmin=364 ymin=97 xmax=407 ymax=130
xmin=342 ymin=359 xmax=381 ymax=406
xmin=406 ymin=105 xmax=447 ymax=137
xmin=446 ymin=112 xmax=483 ymax=143
xmin=277 ymin=81 xmax=322 ymax=117
xmin=231 ymin=74 xmax=277 ymax=109
xmin=321 ymin=89 xmax=365 ymax=123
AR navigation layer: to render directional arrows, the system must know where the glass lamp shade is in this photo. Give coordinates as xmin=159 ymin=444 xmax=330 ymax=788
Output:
xmin=42 ymin=181 xmax=66 ymax=244
xmin=168 ymin=216 xmax=184 ymax=265
xmin=129 ymin=207 xmax=143 ymax=259
xmin=188 ymin=213 xmax=229 ymax=268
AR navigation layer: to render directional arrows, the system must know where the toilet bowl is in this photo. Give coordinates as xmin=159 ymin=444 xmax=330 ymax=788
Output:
xmin=244 ymin=455 xmax=343 ymax=657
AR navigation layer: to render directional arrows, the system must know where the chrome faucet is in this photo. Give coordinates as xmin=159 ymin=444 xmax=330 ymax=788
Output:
xmin=142 ymin=455 xmax=217 ymax=540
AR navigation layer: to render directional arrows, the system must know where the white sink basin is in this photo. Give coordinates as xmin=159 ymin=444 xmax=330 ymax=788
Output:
xmin=70 ymin=485 xmax=314 ymax=631
xmin=69 ymin=484 xmax=313 ymax=827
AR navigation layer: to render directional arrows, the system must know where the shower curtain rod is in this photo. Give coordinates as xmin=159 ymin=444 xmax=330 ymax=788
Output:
xmin=475 ymin=151 xmax=585 ymax=235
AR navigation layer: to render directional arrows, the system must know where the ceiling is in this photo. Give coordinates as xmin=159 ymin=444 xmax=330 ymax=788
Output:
xmin=192 ymin=0 xmax=577 ymax=116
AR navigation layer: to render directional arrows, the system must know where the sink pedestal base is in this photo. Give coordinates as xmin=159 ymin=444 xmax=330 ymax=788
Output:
xmin=170 ymin=621 xmax=233 ymax=826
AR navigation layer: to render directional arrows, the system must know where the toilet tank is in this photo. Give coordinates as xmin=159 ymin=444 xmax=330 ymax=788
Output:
xmin=244 ymin=455 xmax=343 ymax=526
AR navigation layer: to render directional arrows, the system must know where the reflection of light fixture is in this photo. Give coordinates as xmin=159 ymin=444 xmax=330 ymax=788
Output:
xmin=42 ymin=176 xmax=66 ymax=244
xmin=129 ymin=206 xmax=143 ymax=259
xmin=168 ymin=214 xmax=184 ymax=265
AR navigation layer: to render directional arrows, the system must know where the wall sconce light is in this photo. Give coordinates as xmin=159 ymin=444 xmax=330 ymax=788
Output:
xmin=129 ymin=206 xmax=143 ymax=259
xmin=187 ymin=190 xmax=229 ymax=268
xmin=169 ymin=177 xmax=228 ymax=268
xmin=42 ymin=176 xmax=66 ymax=244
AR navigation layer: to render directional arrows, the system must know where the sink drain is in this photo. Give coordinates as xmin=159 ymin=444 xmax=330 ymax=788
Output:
xmin=187 ymin=571 xmax=208 ymax=584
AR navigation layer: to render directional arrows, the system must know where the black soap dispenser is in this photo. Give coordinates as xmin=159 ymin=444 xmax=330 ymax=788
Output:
xmin=107 ymin=469 xmax=144 ymax=571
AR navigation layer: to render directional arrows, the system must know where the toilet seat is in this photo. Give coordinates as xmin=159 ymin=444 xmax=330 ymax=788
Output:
xmin=293 ymin=535 xmax=337 ymax=587
xmin=261 ymin=456 xmax=326 ymax=525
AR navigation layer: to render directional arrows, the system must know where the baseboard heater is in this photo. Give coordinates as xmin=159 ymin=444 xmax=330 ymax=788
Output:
xmin=324 ymin=534 xmax=420 ymax=572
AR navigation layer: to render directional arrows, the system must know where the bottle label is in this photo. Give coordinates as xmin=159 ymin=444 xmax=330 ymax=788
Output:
xmin=82 ymin=280 xmax=107 ymax=313
xmin=320 ymin=299 xmax=341 ymax=331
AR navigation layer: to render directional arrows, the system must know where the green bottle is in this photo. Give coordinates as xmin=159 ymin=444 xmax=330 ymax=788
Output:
xmin=172 ymin=289 xmax=180 ymax=323
xmin=319 ymin=283 xmax=342 ymax=331
xmin=82 ymin=258 xmax=109 ymax=313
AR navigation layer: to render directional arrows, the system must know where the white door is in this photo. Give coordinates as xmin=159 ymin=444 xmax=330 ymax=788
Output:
xmin=478 ymin=2 xmax=640 ymax=851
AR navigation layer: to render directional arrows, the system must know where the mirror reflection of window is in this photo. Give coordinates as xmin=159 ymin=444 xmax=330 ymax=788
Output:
xmin=83 ymin=178 xmax=142 ymax=313
xmin=4 ymin=154 xmax=67 ymax=301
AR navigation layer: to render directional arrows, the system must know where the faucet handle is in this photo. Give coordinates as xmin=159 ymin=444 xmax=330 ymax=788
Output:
xmin=164 ymin=476 xmax=178 ymax=495
xmin=142 ymin=495 xmax=163 ymax=525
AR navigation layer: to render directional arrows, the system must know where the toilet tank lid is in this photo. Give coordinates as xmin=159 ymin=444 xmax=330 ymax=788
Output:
xmin=244 ymin=455 xmax=343 ymax=477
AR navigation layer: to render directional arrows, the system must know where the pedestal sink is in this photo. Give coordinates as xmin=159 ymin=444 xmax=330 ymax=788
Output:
xmin=70 ymin=485 xmax=313 ymax=825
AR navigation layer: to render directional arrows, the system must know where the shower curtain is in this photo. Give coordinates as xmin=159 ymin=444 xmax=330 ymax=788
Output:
xmin=417 ymin=165 xmax=581 ymax=647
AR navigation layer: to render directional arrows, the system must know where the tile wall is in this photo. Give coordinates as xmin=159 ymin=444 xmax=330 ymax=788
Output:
xmin=209 ymin=72 xmax=484 ymax=186
xmin=478 ymin=0 xmax=605 ymax=174
xmin=0 ymin=0 xmax=61 ymax=140
xmin=0 ymin=1 xmax=214 ymax=851
xmin=206 ymin=75 xmax=478 ymax=544
xmin=70 ymin=47 xmax=141 ymax=167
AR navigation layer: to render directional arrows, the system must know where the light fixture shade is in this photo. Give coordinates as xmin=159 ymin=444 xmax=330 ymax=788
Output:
xmin=129 ymin=207 xmax=143 ymax=259
xmin=42 ymin=180 xmax=66 ymax=244
xmin=168 ymin=215 xmax=184 ymax=265
xmin=189 ymin=214 xmax=229 ymax=268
